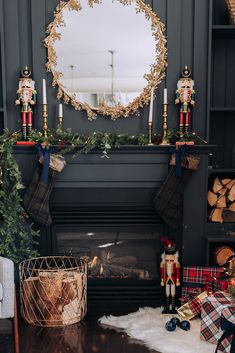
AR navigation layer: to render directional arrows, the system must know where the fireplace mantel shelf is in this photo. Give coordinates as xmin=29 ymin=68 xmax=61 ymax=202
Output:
xmin=13 ymin=144 xmax=216 ymax=155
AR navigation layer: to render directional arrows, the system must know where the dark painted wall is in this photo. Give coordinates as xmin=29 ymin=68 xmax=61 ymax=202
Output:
xmin=1 ymin=0 xmax=209 ymax=137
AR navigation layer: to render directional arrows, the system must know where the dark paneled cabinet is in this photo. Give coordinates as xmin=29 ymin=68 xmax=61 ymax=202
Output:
xmin=206 ymin=0 xmax=235 ymax=265
xmin=208 ymin=0 xmax=235 ymax=168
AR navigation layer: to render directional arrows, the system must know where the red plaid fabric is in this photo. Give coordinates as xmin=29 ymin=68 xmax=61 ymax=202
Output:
xmin=181 ymin=266 xmax=225 ymax=304
xmin=190 ymin=295 xmax=205 ymax=315
xmin=200 ymin=291 xmax=235 ymax=353
xmin=183 ymin=266 xmax=224 ymax=283
xmin=181 ymin=287 xmax=203 ymax=303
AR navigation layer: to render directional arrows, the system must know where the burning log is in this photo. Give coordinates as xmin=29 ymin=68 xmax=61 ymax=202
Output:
xmin=108 ymin=255 xmax=137 ymax=268
xmin=103 ymin=264 xmax=149 ymax=279
xmin=87 ymin=253 xmax=148 ymax=279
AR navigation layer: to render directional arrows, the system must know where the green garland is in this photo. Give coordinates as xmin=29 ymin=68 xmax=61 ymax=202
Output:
xmin=28 ymin=127 xmax=202 ymax=157
xmin=0 ymin=130 xmax=39 ymax=262
xmin=29 ymin=127 xmax=149 ymax=158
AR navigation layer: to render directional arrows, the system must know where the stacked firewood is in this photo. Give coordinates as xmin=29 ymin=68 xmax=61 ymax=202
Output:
xmin=208 ymin=177 xmax=235 ymax=222
xmin=22 ymin=270 xmax=86 ymax=326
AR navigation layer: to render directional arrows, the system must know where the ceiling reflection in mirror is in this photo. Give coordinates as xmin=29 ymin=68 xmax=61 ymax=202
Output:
xmin=45 ymin=0 xmax=167 ymax=120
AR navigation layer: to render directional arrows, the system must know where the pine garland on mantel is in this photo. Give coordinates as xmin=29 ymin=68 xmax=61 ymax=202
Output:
xmin=28 ymin=127 xmax=149 ymax=158
xmin=28 ymin=127 xmax=201 ymax=157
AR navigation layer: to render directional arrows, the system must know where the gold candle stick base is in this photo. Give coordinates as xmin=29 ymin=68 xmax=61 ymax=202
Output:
xmin=58 ymin=116 xmax=63 ymax=129
xmin=160 ymin=103 xmax=170 ymax=145
xmin=148 ymin=122 xmax=154 ymax=145
xmin=42 ymin=104 xmax=48 ymax=138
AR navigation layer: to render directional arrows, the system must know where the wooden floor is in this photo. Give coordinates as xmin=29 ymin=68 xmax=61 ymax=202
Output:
xmin=0 ymin=316 xmax=158 ymax=353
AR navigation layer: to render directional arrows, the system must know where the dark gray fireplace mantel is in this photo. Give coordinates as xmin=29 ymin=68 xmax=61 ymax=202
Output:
xmin=14 ymin=144 xmax=215 ymax=266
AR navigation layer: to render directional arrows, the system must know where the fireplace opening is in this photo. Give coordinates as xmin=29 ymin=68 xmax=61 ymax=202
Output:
xmin=54 ymin=230 xmax=160 ymax=280
xmin=51 ymin=207 xmax=167 ymax=313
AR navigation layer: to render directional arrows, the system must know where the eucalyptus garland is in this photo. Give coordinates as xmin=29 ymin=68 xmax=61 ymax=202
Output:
xmin=0 ymin=130 xmax=39 ymax=262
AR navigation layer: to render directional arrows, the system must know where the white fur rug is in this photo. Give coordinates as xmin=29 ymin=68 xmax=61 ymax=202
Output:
xmin=99 ymin=307 xmax=218 ymax=353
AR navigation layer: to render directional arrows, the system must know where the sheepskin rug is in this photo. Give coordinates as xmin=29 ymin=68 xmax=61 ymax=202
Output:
xmin=99 ymin=307 xmax=218 ymax=353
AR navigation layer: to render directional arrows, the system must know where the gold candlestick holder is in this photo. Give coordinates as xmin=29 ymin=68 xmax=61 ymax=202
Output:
xmin=148 ymin=121 xmax=154 ymax=145
xmin=58 ymin=116 xmax=63 ymax=129
xmin=160 ymin=103 xmax=170 ymax=145
xmin=42 ymin=104 xmax=48 ymax=138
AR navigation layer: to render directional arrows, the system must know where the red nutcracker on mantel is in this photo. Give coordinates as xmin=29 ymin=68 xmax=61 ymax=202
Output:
xmin=175 ymin=66 xmax=195 ymax=138
xmin=15 ymin=66 xmax=37 ymax=140
xmin=160 ymin=237 xmax=180 ymax=314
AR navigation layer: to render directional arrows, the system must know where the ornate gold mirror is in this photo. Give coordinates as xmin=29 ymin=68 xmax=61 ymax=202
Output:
xmin=45 ymin=0 xmax=167 ymax=120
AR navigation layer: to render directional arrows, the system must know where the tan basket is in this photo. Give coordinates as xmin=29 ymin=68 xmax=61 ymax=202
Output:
xmin=19 ymin=256 xmax=87 ymax=327
xmin=225 ymin=0 xmax=235 ymax=24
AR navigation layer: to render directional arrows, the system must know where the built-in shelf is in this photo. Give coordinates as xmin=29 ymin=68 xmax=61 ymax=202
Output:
xmin=206 ymin=236 xmax=235 ymax=242
xmin=210 ymin=107 xmax=235 ymax=112
xmin=212 ymin=25 xmax=235 ymax=38
xmin=208 ymin=168 xmax=235 ymax=174
xmin=206 ymin=222 xmax=235 ymax=237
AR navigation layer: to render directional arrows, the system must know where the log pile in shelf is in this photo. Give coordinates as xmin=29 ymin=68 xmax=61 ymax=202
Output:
xmin=208 ymin=177 xmax=235 ymax=222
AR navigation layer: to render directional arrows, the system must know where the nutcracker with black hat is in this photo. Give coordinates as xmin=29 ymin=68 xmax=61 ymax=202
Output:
xmin=160 ymin=237 xmax=180 ymax=314
xmin=15 ymin=66 xmax=37 ymax=140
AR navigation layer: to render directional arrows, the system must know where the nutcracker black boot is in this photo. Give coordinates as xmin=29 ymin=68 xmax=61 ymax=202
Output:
xmin=171 ymin=296 xmax=178 ymax=314
xmin=162 ymin=296 xmax=171 ymax=314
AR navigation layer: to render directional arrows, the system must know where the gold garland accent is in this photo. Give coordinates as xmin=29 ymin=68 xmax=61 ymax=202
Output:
xmin=45 ymin=0 xmax=167 ymax=120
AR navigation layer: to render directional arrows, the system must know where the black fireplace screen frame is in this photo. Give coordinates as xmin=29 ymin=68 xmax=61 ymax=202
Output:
xmin=48 ymin=207 xmax=180 ymax=313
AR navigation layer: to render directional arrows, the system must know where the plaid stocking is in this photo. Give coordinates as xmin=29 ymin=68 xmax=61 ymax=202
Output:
xmin=23 ymin=164 xmax=58 ymax=227
xmin=154 ymin=153 xmax=200 ymax=229
xmin=23 ymin=152 xmax=66 ymax=227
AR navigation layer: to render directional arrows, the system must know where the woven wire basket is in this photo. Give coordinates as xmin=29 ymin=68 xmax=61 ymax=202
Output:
xmin=19 ymin=256 xmax=87 ymax=327
xmin=225 ymin=0 xmax=235 ymax=24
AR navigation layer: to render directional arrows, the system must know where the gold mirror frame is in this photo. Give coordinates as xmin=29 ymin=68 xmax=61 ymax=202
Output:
xmin=45 ymin=0 xmax=167 ymax=120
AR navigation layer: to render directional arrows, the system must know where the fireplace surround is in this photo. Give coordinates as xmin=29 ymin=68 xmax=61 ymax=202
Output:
xmin=14 ymin=145 xmax=213 ymax=313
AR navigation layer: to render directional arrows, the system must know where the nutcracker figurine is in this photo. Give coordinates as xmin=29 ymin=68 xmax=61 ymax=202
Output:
xmin=175 ymin=66 xmax=195 ymax=138
xmin=15 ymin=66 xmax=37 ymax=140
xmin=160 ymin=237 xmax=180 ymax=314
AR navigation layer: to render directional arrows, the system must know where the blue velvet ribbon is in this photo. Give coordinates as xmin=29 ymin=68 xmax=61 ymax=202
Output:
xmin=215 ymin=317 xmax=235 ymax=353
xmin=35 ymin=144 xmax=55 ymax=184
xmin=170 ymin=145 xmax=188 ymax=178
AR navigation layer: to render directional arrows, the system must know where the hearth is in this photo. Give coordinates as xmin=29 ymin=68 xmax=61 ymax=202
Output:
xmin=51 ymin=207 xmax=166 ymax=313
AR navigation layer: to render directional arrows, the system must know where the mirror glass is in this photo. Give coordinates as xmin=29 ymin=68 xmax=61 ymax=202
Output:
xmin=46 ymin=0 xmax=167 ymax=119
